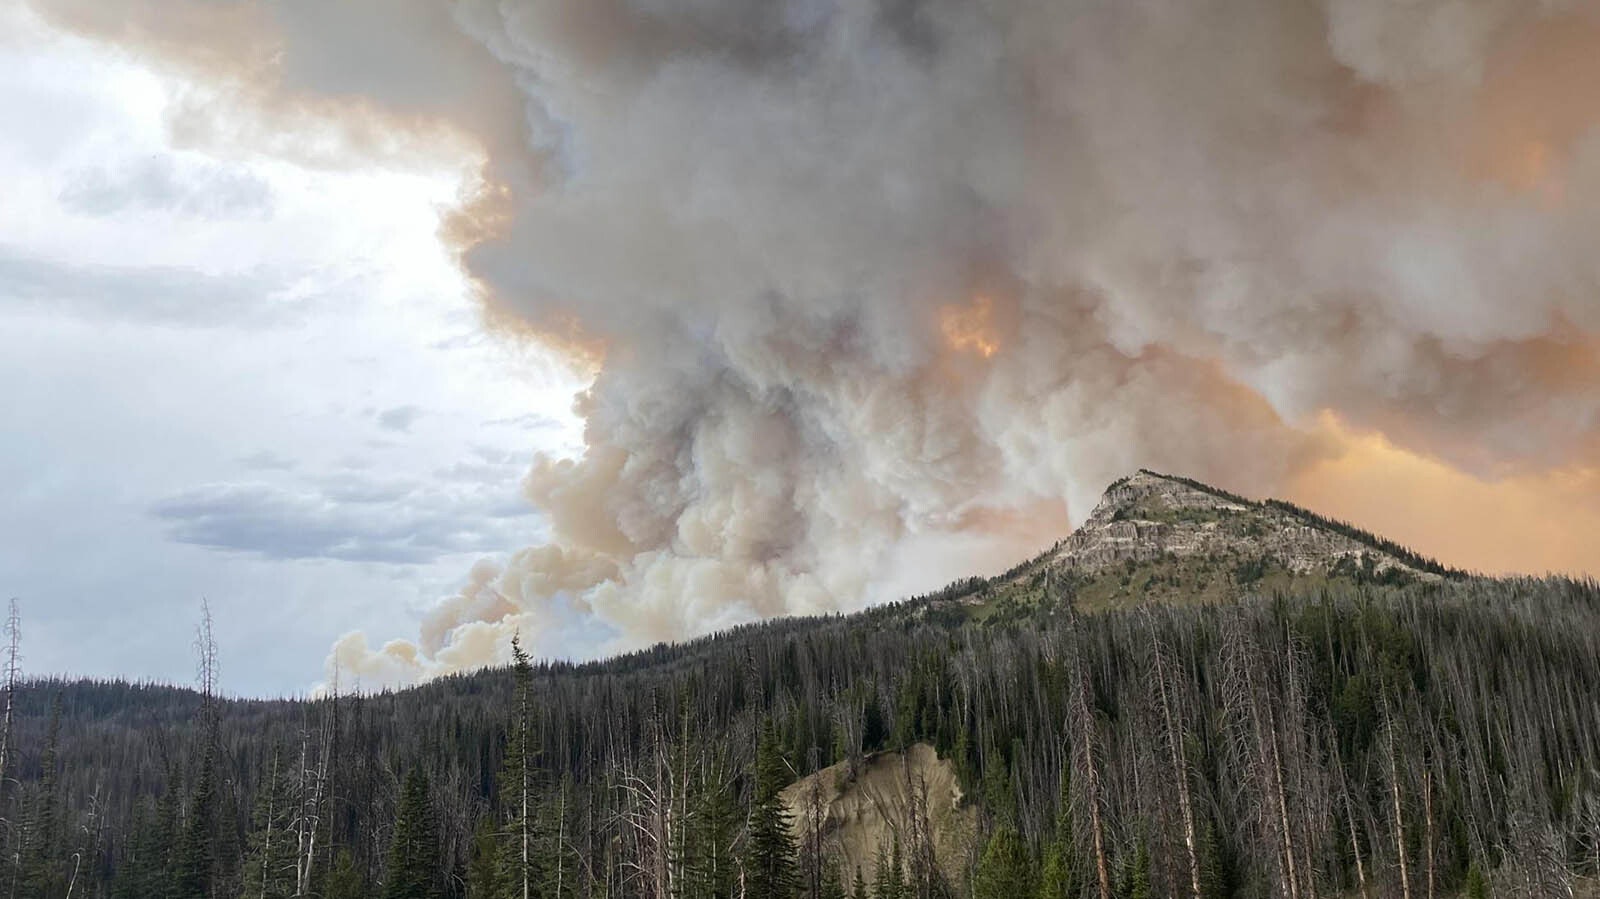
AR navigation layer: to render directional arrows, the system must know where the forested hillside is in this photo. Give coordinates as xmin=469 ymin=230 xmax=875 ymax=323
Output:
xmin=2 ymin=482 xmax=1598 ymax=898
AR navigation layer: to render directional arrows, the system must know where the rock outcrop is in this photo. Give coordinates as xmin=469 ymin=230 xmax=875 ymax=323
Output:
xmin=779 ymin=743 xmax=977 ymax=886
xmin=1046 ymin=469 xmax=1444 ymax=581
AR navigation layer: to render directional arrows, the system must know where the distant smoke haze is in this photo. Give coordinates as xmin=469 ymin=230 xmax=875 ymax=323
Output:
xmin=26 ymin=0 xmax=1599 ymax=685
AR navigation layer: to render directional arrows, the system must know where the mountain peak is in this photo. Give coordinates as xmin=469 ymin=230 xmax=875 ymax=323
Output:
xmin=1039 ymin=470 xmax=1451 ymax=588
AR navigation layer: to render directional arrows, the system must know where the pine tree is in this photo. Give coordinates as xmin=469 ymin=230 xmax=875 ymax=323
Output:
xmin=820 ymin=857 xmax=847 ymax=899
xmin=385 ymin=768 xmax=444 ymax=899
xmin=216 ymin=780 xmax=244 ymax=897
xmin=540 ymin=773 xmax=579 ymax=899
xmin=873 ymin=837 xmax=905 ymax=899
xmin=744 ymin=720 xmax=798 ymax=899
xmin=1038 ymin=769 xmax=1080 ymax=899
xmin=498 ymin=635 xmax=538 ymax=899
xmin=172 ymin=739 xmax=220 ymax=899
xmin=324 ymin=848 xmax=365 ymax=899
xmin=243 ymin=747 xmax=297 ymax=899
xmin=19 ymin=694 xmax=64 ymax=899
xmin=683 ymin=764 xmax=738 ymax=899
xmin=111 ymin=798 xmax=156 ymax=899
xmin=465 ymin=817 xmax=501 ymax=899
xmin=1464 ymin=863 xmax=1489 ymax=899
xmin=1196 ymin=818 xmax=1233 ymax=899
xmin=117 ymin=782 xmax=180 ymax=898
xmin=174 ymin=601 xmax=222 ymax=899
xmin=852 ymin=866 xmax=870 ymax=899
xmin=974 ymin=826 xmax=1034 ymax=899
xmin=1115 ymin=839 xmax=1150 ymax=899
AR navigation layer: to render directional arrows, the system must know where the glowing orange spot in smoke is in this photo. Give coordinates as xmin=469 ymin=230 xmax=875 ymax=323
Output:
xmin=940 ymin=295 xmax=1001 ymax=359
xmin=1513 ymin=141 xmax=1548 ymax=187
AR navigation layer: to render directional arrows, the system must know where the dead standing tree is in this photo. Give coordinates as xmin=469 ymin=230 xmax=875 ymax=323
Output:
xmin=1064 ymin=594 xmax=1112 ymax=899
xmin=1221 ymin=612 xmax=1302 ymax=899
xmin=1147 ymin=615 xmax=1202 ymax=899
xmin=0 ymin=600 xmax=16 ymax=805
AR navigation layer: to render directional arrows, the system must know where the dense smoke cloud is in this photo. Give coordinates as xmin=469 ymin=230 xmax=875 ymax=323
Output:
xmin=30 ymin=0 xmax=1600 ymax=682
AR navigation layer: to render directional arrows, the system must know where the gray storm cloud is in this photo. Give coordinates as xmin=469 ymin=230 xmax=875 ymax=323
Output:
xmin=29 ymin=0 xmax=1600 ymax=682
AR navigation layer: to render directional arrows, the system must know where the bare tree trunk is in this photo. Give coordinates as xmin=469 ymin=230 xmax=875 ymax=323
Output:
xmin=1385 ymin=709 xmax=1412 ymax=899
xmin=1222 ymin=615 xmax=1299 ymax=899
xmin=1066 ymin=603 xmax=1112 ymax=899
xmin=1424 ymin=769 xmax=1435 ymax=899
xmin=1265 ymin=703 xmax=1302 ymax=899
xmin=519 ymin=666 xmax=530 ymax=899
xmin=1332 ymin=740 xmax=1371 ymax=899
xmin=556 ymin=778 xmax=568 ymax=899
xmin=293 ymin=732 xmax=328 ymax=898
xmin=0 ymin=600 xmax=17 ymax=800
xmin=260 ymin=748 xmax=279 ymax=899
xmin=1150 ymin=623 xmax=1203 ymax=899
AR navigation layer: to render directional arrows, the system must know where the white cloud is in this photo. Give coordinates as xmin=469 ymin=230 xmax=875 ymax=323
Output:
xmin=0 ymin=18 xmax=587 ymax=695
xmin=59 ymin=155 xmax=274 ymax=220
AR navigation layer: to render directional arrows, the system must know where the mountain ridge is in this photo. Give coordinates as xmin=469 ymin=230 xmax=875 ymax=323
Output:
xmin=1046 ymin=468 xmax=1457 ymax=580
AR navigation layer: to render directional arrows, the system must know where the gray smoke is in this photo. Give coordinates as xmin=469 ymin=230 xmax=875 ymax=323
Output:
xmin=29 ymin=0 xmax=1600 ymax=680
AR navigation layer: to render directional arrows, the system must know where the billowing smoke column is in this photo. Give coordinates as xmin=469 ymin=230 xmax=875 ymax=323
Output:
xmin=31 ymin=0 xmax=1600 ymax=683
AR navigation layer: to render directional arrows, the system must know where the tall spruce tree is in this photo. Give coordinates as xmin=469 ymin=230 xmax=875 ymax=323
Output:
xmin=1038 ymin=771 xmax=1081 ymax=899
xmin=172 ymin=739 xmax=219 ymax=899
xmin=973 ymin=826 xmax=1034 ymax=899
xmin=682 ymin=766 xmax=738 ymax=899
xmin=820 ymin=857 xmax=847 ymax=899
xmin=243 ymin=747 xmax=297 ymax=899
xmin=1115 ymin=838 xmax=1151 ymax=899
xmin=324 ymin=848 xmax=366 ymax=899
xmin=498 ymin=635 xmax=538 ymax=899
xmin=744 ymin=720 xmax=798 ymax=899
xmin=464 ymin=817 xmax=501 ymax=899
xmin=873 ymin=837 xmax=905 ymax=899
xmin=384 ymin=768 xmax=444 ymax=899
xmin=110 ymin=798 xmax=156 ymax=899
xmin=18 ymin=694 xmax=63 ymax=899
xmin=173 ymin=601 xmax=222 ymax=899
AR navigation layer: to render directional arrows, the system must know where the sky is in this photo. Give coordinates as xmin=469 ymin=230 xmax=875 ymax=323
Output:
xmin=0 ymin=8 xmax=585 ymax=694
xmin=2 ymin=0 xmax=1598 ymax=696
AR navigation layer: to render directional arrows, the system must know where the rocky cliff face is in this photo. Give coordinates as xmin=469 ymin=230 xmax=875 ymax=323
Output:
xmin=779 ymin=743 xmax=976 ymax=886
xmin=1045 ymin=470 xmax=1442 ymax=581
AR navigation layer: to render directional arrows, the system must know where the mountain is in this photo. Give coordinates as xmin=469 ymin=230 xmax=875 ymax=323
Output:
xmin=1050 ymin=469 xmax=1449 ymax=579
xmin=2 ymin=471 xmax=1595 ymax=899
xmin=929 ymin=469 xmax=1460 ymax=617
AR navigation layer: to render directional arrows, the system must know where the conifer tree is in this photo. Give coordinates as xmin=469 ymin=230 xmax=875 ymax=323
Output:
xmin=172 ymin=739 xmax=220 ymax=899
xmin=324 ymin=848 xmax=365 ymax=899
xmin=973 ymin=826 xmax=1034 ymax=899
xmin=1114 ymin=838 xmax=1150 ymax=899
xmin=385 ymin=768 xmax=444 ymax=899
xmin=873 ymin=837 xmax=905 ymax=899
xmin=18 ymin=694 xmax=63 ymax=899
xmin=243 ymin=747 xmax=297 ymax=899
xmin=540 ymin=773 xmax=579 ymax=899
xmin=683 ymin=764 xmax=738 ymax=899
xmin=110 ymin=798 xmax=156 ymax=899
xmin=1038 ymin=768 xmax=1080 ymax=899
xmin=1464 ymin=863 xmax=1489 ymax=899
xmin=498 ymin=635 xmax=538 ymax=899
xmin=744 ymin=720 xmax=798 ymax=899
xmin=173 ymin=601 xmax=222 ymax=899
xmin=1196 ymin=819 xmax=1232 ymax=899
xmin=465 ymin=817 xmax=501 ymax=899
xmin=820 ymin=857 xmax=847 ymax=899
xmin=216 ymin=781 xmax=244 ymax=897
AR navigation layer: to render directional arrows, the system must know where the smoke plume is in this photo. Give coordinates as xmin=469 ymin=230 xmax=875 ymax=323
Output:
xmin=30 ymin=0 xmax=1600 ymax=681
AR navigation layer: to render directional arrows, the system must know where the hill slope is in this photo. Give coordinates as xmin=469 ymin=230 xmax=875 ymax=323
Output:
xmin=2 ymin=471 xmax=1592 ymax=899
